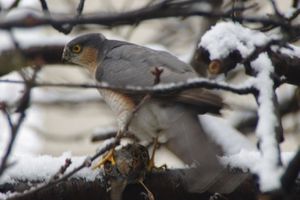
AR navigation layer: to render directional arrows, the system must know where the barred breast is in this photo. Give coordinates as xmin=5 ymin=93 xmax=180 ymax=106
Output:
xmin=99 ymin=89 xmax=135 ymax=129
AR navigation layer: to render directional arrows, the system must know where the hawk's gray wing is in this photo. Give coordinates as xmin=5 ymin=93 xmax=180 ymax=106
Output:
xmin=96 ymin=42 xmax=196 ymax=87
xmin=96 ymin=42 xmax=223 ymax=113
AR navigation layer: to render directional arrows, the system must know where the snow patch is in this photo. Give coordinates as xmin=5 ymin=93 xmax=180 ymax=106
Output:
xmin=199 ymin=21 xmax=273 ymax=60
xmin=0 ymin=152 xmax=99 ymax=184
xmin=220 ymin=151 xmax=295 ymax=173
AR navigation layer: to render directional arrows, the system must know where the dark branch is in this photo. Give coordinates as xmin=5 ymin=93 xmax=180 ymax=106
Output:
xmin=1 ymin=168 xmax=261 ymax=200
xmin=0 ymin=0 xmax=297 ymax=35
xmin=39 ymin=0 xmax=85 ymax=34
xmin=281 ymin=149 xmax=300 ymax=193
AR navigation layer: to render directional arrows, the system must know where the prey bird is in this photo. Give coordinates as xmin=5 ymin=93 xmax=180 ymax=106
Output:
xmin=103 ymin=143 xmax=153 ymax=200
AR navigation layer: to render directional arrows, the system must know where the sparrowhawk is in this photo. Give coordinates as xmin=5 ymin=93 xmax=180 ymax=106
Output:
xmin=62 ymin=33 xmax=245 ymax=193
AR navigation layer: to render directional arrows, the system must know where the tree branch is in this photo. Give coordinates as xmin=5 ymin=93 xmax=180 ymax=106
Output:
xmin=1 ymin=168 xmax=260 ymax=200
xmin=0 ymin=0 xmax=296 ymax=35
xmin=0 ymin=77 xmax=257 ymax=96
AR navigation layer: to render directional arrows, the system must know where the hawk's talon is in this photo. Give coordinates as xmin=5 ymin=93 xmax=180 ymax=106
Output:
xmin=147 ymin=137 xmax=167 ymax=172
xmin=147 ymin=137 xmax=158 ymax=171
xmin=152 ymin=164 xmax=168 ymax=172
xmin=93 ymin=149 xmax=116 ymax=170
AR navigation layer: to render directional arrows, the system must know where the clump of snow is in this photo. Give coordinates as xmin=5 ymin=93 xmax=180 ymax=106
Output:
xmin=220 ymin=149 xmax=260 ymax=172
xmin=199 ymin=21 xmax=300 ymax=62
xmin=199 ymin=21 xmax=272 ymax=60
xmin=220 ymin=150 xmax=295 ymax=173
xmin=200 ymin=115 xmax=255 ymax=155
xmin=0 ymin=152 xmax=99 ymax=184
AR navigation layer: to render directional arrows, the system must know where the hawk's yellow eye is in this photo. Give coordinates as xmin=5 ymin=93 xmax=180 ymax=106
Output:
xmin=72 ymin=44 xmax=82 ymax=53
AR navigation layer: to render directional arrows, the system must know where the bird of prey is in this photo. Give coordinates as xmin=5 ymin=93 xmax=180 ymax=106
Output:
xmin=62 ymin=33 xmax=245 ymax=193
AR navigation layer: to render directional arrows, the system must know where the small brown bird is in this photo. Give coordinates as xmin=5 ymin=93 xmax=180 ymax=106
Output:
xmin=103 ymin=144 xmax=152 ymax=200
xmin=62 ymin=33 xmax=243 ymax=193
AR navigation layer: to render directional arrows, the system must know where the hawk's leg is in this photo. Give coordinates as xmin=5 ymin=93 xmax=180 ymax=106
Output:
xmin=92 ymin=127 xmax=130 ymax=170
xmin=148 ymin=137 xmax=167 ymax=171
xmin=93 ymin=149 xmax=116 ymax=170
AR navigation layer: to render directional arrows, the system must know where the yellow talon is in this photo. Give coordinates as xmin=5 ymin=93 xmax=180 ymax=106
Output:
xmin=93 ymin=149 xmax=116 ymax=170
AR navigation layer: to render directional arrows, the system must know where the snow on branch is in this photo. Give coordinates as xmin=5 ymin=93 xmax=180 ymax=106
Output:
xmin=197 ymin=21 xmax=300 ymax=85
xmin=0 ymin=153 xmax=98 ymax=186
xmin=197 ymin=21 xmax=297 ymax=192
xmin=1 ymin=138 xmax=118 ymax=200
xmin=0 ymin=76 xmax=256 ymax=96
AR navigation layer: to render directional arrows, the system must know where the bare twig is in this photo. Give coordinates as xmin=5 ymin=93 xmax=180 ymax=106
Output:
xmin=6 ymin=0 xmax=21 ymax=11
xmin=91 ymin=130 xmax=139 ymax=142
xmin=51 ymin=158 xmax=72 ymax=180
xmin=0 ymin=66 xmax=41 ymax=178
xmin=269 ymin=0 xmax=285 ymax=20
xmin=39 ymin=0 xmax=86 ymax=34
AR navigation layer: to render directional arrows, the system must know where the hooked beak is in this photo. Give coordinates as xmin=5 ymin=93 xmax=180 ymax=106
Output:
xmin=62 ymin=47 xmax=71 ymax=63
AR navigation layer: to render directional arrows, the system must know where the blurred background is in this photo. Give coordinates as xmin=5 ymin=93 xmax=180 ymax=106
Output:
xmin=0 ymin=0 xmax=299 ymax=167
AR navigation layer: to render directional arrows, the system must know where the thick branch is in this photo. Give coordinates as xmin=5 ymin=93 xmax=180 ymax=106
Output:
xmin=0 ymin=45 xmax=64 ymax=76
xmin=0 ymin=169 xmax=260 ymax=200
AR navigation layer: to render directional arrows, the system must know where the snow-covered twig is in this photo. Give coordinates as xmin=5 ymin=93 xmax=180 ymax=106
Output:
xmin=198 ymin=22 xmax=300 ymax=85
xmin=198 ymin=21 xmax=289 ymax=192
xmin=51 ymin=158 xmax=72 ymax=180
xmin=251 ymin=53 xmax=283 ymax=191
xmin=0 ymin=77 xmax=256 ymax=95
xmin=6 ymin=138 xmax=118 ymax=200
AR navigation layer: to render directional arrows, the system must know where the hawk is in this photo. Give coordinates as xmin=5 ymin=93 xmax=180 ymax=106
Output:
xmin=62 ymin=33 xmax=244 ymax=193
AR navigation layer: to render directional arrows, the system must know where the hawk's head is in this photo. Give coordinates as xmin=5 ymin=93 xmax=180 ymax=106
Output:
xmin=62 ymin=33 xmax=106 ymax=72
